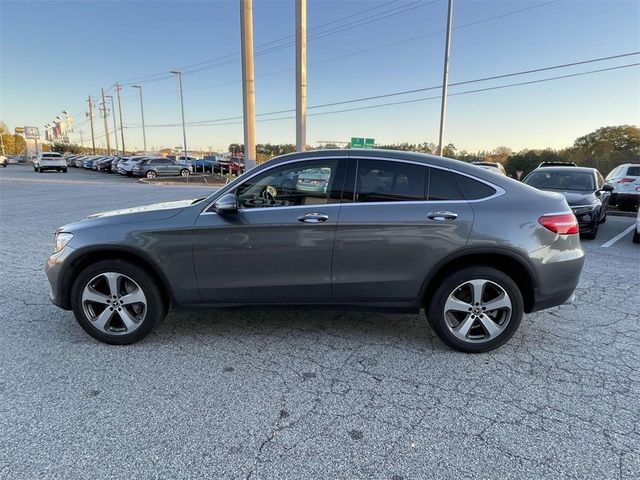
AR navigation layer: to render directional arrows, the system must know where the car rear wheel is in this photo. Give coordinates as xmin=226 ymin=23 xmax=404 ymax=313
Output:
xmin=71 ymin=260 xmax=167 ymax=345
xmin=426 ymin=266 xmax=523 ymax=353
xmin=633 ymin=229 xmax=639 ymax=244
xmin=180 ymin=169 xmax=190 ymax=177
xmin=145 ymin=170 xmax=157 ymax=179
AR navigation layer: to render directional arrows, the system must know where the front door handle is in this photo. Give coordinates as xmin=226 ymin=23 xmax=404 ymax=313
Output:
xmin=298 ymin=212 xmax=329 ymax=223
xmin=427 ymin=210 xmax=458 ymax=221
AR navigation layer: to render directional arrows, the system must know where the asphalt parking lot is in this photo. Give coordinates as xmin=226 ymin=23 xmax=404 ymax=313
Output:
xmin=1 ymin=164 xmax=638 ymax=479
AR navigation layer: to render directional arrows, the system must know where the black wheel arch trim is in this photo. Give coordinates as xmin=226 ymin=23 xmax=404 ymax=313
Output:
xmin=57 ymin=244 xmax=175 ymax=310
xmin=418 ymin=246 xmax=540 ymax=310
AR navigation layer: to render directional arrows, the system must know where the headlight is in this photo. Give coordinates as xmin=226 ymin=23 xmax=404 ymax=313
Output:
xmin=53 ymin=232 xmax=73 ymax=253
xmin=572 ymin=201 xmax=600 ymax=215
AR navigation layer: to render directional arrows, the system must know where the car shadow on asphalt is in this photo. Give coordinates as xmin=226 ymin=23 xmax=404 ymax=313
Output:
xmin=152 ymin=308 xmax=447 ymax=352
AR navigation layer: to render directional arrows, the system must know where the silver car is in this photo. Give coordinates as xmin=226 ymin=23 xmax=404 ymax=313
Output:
xmin=45 ymin=150 xmax=585 ymax=352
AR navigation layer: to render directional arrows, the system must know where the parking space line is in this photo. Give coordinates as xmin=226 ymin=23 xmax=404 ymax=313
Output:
xmin=601 ymin=225 xmax=635 ymax=248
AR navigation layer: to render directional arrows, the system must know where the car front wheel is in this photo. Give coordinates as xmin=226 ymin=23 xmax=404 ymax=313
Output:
xmin=426 ymin=266 xmax=523 ymax=353
xmin=180 ymin=169 xmax=190 ymax=177
xmin=71 ymin=260 xmax=167 ymax=345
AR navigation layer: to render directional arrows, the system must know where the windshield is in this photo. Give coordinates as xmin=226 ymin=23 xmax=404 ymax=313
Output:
xmin=524 ymin=171 xmax=595 ymax=191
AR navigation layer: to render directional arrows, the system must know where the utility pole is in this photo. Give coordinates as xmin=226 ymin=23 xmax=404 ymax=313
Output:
xmin=296 ymin=0 xmax=307 ymax=152
xmin=79 ymin=130 xmax=84 ymax=148
xmin=170 ymin=70 xmax=188 ymax=162
xmin=115 ymin=82 xmax=126 ymax=154
xmin=101 ymin=87 xmax=111 ymax=155
xmin=240 ymin=0 xmax=256 ymax=169
xmin=132 ymin=85 xmax=147 ymax=155
xmin=437 ymin=0 xmax=454 ymax=157
xmin=106 ymin=96 xmax=119 ymax=155
xmin=87 ymin=96 xmax=96 ymax=154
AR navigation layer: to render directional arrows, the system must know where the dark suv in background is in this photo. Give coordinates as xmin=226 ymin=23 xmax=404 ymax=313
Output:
xmin=523 ymin=166 xmax=612 ymax=239
xmin=45 ymin=150 xmax=584 ymax=353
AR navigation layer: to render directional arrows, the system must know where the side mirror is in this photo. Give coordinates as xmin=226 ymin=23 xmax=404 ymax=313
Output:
xmin=601 ymin=184 xmax=614 ymax=192
xmin=214 ymin=193 xmax=238 ymax=214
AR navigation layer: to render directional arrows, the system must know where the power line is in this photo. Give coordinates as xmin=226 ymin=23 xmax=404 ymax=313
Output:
xmin=119 ymin=0 xmax=438 ymax=85
xmin=125 ymin=52 xmax=639 ymax=128
xmin=119 ymin=0 xmax=562 ymax=98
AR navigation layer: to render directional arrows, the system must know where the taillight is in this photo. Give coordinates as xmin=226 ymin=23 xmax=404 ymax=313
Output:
xmin=538 ymin=213 xmax=579 ymax=235
xmin=618 ymin=178 xmax=635 ymax=183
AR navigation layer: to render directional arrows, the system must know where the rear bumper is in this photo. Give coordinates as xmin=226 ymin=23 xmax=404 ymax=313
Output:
xmin=528 ymin=236 xmax=585 ymax=313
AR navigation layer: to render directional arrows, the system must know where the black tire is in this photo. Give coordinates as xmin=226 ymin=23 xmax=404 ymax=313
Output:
xmin=71 ymin=259 xmax=167 ymax=345
xmin=426 ymin=266 xmax=524 ymax=353
xmin=63 ymin=168 xmax=68 ymax=173
xmin=582 ymin=221 xmax=599 ymax=240
xmin=145 ymin=170 xmax=157 ymax=179
xmin=599 ymin=212 xmax=607 ymax=224
xmin=39 ymin=167 xmax=44 ymax=173
xmin=180 ymin=169 xmax=190 ymax=177
xmin=633 ymin=229 xmax=639 ymax=244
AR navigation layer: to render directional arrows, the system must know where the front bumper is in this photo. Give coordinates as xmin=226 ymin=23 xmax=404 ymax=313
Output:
xmin=45 ymin=245 xmax=76 ymax=310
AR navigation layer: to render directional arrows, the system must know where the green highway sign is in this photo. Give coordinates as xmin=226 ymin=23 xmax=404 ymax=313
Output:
xmin=351 ymin=137 xmax=374 ymax=149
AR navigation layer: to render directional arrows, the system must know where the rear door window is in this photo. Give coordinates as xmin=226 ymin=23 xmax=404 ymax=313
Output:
xmin=626 ymin=166 xmax=640 ymax=176
xmin=427 ymin=168 xmax=462 ymax=201
xmin=354 ymin=159 xmax=427 ymax=202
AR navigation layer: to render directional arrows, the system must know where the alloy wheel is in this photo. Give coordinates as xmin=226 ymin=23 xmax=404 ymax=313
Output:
xmin=146 ymin=170 xmax=157 ymax=178
xmin=443 ymin=279 xmax=512 ymax=343
xmin=81 ymin=272 xmax=147 ymax=335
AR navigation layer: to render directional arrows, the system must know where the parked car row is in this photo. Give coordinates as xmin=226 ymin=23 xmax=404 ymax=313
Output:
xmin=60 ymin=154 xmax=246 ymax=178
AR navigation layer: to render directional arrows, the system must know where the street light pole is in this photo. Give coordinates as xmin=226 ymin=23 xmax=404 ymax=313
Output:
xmin=295 ymin=0 xmax=307 ymax=152
xmin=132 ymin=85 xmax=147 ymax=155
xmin=437 ymin=0 xmax=454 ymax=157
xmin=106 ymin=96 xmax=119 ymax=155
xmin=240 ymin=0 xmax=256 ymax=169
xmin=170 ymin=70 xmax=188 ymax=163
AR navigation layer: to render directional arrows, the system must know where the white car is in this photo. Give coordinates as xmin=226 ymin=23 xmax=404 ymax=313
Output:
xmin=117 ymin=156 xmax=149 ymax=176
xmin=472 ymin=161 xmax=507 ymax=176
xmin=34 ymin=152 xmax=67 ymax=173
xmin=0 ymin=155 xmax=7 ymax=167
xmin=634 ymin=209 xmax=639 ymax=244
xmin=605 ymin=163 xmax=640 ymax=210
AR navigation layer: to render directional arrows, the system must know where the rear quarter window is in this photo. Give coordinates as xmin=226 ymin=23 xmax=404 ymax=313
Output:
xmin=453 ymin=173 xmax=497 ymax=200
xmin=626 ymin=166 xmax=640 ymax=176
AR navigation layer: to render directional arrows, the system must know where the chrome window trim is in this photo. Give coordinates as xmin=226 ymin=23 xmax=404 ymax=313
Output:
xmin=350 ymin=155 xmax=505 ymax=204
xmin=200 ymin=156 xmax=344 ymax=215
xmin=199 ymin=154 xmax=505 ymax=216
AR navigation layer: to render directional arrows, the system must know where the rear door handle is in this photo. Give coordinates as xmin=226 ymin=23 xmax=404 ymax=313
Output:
xmin=298 ymin=212 xmax=329 ymax=223
xmin=427 ymin=210 xmax=458 ymax=221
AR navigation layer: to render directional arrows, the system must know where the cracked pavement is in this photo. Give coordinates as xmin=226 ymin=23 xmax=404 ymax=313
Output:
xmin=1 ymin=166 xmax=639 ymax=479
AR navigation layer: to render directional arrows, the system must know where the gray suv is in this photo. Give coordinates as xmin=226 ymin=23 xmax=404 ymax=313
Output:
xmin=45 ymin=150 xmax=585 ymax=352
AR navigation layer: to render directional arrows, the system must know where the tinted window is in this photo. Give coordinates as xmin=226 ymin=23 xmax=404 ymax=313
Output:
xmin=355 ymin=159 xmax=426 ymax=202
xmin=453 ymin=173 xmax=497 ymax=200
xmin=236 ymin=160 xmax=340 ymax=209
xmin=428 ymin=168 xmax=462 ymax=201
xmin=626 ymin=166 xmax=640 ymax=176
xmin=524 ymin=171 xmax=595 ymax=192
